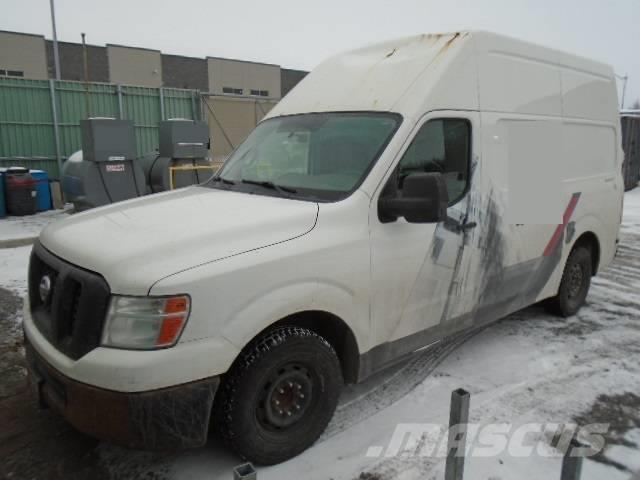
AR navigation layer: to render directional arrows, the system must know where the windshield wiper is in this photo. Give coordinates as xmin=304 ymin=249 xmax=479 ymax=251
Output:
xmin=211 ymin=176 xmax=236 ymax=185
xmin=240 ymin=179 xmax=298 ymax=195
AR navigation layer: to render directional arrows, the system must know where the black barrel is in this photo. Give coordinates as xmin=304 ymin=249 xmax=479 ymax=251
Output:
xmin=6 ymin=168 xmax=37 ymax=216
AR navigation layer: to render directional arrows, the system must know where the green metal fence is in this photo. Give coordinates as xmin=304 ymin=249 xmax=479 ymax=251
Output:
xmin=0 ymin=77 xmax=202 ymax=178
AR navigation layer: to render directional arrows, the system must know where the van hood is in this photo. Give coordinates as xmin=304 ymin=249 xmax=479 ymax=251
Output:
xmin=39 ymin=187 xmax=318 ymax=295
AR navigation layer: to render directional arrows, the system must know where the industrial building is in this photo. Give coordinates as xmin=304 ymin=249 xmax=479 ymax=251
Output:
xmin=0 ymin=30 xmax=49 ymax=79
xmin=0 ymin=29 xmax=308 ymax=167
xmin=0 ymin=29 xmax=306 ymax=97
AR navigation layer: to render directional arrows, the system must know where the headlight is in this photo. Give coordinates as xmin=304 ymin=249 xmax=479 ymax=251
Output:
xmin=101 ymin=295 xmax=190 ymax=349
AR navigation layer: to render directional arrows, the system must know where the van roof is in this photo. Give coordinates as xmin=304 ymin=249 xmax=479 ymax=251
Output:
xmin=267 ymin=30 xmax=617 ymax=124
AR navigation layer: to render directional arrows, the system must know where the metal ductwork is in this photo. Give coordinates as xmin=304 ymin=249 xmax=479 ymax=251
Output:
xmin=140 ymin=119 xmax=213 ymax=193
xmin=62 ymin=118 xmax=146 ymax=211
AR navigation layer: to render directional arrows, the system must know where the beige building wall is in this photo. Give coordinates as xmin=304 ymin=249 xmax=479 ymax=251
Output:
xmin=204 ymin=96 xmax=277 ymax=162
xmin=207 ymin=57 xmax=281 ymax=99
xmin=0 ymin=31 xmax=48 ymax=79
xmin=107 ymin=45 xmax=162 ymax=87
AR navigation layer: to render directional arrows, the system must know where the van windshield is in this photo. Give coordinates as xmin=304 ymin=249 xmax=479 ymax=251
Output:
xmin=207 ymin=112 xmax=401 ymax=201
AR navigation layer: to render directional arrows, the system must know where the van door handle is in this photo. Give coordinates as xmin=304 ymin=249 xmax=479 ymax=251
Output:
xmin=458 ymin=221 xmax=477 ymax=232
xmin=461 ymin=221 xmax=477 ymax=231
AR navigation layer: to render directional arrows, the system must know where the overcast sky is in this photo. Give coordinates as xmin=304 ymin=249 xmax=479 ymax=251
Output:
xmin=3 ymin=0 xmax=640 ymax=107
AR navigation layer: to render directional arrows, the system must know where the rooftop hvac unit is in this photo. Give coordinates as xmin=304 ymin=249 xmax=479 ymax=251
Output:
xmin=62 ymin=119 xmax=146 ymax=211
xmin=140 ymin=119 xmax=213 ymax=193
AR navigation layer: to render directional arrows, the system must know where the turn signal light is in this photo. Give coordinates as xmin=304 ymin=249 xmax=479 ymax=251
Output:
xmin=102 ymin=295 xmax=191 ymax=349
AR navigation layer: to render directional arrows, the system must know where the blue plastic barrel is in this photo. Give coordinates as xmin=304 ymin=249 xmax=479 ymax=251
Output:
xmin=0 ymin=171 xmax=6 ymax=218
xmin=30 ymin=170 xmax=52 ymax=211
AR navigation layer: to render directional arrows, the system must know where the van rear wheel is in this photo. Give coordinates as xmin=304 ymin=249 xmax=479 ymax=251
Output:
xmin=544 ymin=245 xmax=592 ymax=317
xmin=214 ymin=326 xmax=342 ymax=465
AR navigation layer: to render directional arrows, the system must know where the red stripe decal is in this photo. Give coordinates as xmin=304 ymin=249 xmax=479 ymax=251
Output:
xmin=542 ymin=193 xmax=581 ymax=257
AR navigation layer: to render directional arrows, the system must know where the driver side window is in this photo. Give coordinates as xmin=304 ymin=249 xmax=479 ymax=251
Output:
xmin=398 ymin=118 xmax=471 ymax=205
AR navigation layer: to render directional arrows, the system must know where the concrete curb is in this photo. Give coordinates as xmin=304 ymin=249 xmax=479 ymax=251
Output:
xmin=0 ymin=237 xmax=37 ymax=249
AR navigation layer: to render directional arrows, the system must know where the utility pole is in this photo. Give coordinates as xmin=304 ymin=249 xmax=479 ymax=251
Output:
xmin=49 ymin=0 xmax=61 ymax=80
xmin=621 ymin=76 xmax=628 ymax=110
xmin=81 ymin=33 xmax=91 ymax=117
xmin=616 ymin=73 xmax=628 ymax=110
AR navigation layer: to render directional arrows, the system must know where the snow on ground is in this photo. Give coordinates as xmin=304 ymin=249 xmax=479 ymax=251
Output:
xmin=0 ymin=207 xmax=70 ymax=242
xmin=1 ymin=191 xmax=640 ymax=479
xmin=624 ymin=187 xmax=640 ymax=232
xmin=0 ymin=246 xmax=32 ymax=295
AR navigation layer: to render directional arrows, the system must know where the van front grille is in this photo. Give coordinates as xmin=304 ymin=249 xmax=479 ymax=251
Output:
xmin=28 ymin=241 xmax=111 ymax=360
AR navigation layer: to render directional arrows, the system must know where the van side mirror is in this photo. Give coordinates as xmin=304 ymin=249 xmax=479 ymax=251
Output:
xmin=379 ymin=172 xmax=448 ymax=223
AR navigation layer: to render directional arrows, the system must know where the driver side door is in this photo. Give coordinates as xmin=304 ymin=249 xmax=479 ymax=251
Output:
xmin=368 ymin=112 xmax=482 ymax=366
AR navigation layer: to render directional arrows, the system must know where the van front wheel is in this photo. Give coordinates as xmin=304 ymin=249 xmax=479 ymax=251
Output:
xmin=544 ymin=245 xmax=592 ymax=317
xmin=214 ymin=326 xmax=343 ymax=465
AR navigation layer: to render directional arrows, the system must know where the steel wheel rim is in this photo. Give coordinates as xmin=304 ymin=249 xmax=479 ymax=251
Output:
xmin=257 ymin=363 xmax=315 ymax=430
xmin=567 ymin=262 xmax=584 ymax=299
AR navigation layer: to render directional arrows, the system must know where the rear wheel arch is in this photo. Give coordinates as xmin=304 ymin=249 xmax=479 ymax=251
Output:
xmin=571 ymin=231 xmax=600 ymax=275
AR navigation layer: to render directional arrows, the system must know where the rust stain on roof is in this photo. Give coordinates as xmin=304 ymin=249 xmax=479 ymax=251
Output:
xmin=430 ymin=32 xmax=466 ymax=62
xmin=442 ymin=32 xmax=462 ymax=51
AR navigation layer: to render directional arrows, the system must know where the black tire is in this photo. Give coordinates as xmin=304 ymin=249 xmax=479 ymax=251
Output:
xmin=213 ymin=326 xmax=343 ymax=465
xmin=544 ymin=245 xmax=592 ymax=317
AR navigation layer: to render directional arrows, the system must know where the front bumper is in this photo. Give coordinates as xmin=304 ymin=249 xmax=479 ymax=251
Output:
xmin=25 ymin=337 xmax=220 ymax=450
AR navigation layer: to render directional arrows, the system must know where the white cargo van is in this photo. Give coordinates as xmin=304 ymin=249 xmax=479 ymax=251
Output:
xmin=23 ymin=31 xmax=623 ymax=464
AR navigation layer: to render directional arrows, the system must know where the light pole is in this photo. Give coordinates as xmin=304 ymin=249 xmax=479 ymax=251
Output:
xmin=49 ymin=0 xmax=61 ymax=80
xmin=615 ymin=73 xmax=628 ymax=110
xmin=81 ymin=33 xmax=91 ymax=117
